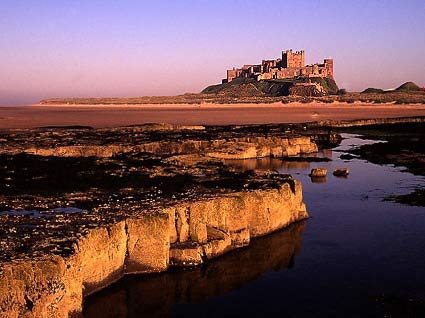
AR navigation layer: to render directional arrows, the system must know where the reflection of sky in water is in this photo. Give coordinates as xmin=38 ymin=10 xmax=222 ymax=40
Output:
xmin=227 ymin=134 xmax=424 ymax=201
xmin=217 ymin=133 xmax=425 ymax=315
xmin=85 ymin=134 xmax=425 ymax=318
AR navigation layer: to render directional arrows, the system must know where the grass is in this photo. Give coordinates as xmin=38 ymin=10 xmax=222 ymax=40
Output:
xmin=40 ymin=84 xmax=425 ymax=105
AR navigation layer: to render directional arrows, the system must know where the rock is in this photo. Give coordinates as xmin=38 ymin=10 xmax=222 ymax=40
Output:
xmin=0 ymin=124 xmax=317 ymax=317
xmin=251 ymin=169 xmax=279 ymax=177
xmin=340 ymin=154 xmax=356 ymax=160
xmin=0 ymin=180 xmax=309 ymax=317
xmin=125 ymin=214 xmax=170 ymax=274
xmin=309 ymin=168 xmax=327 ymax=177
xmin=71 ymin=221 xmax=127 ymax=296
xmin=333 ymin=168 xmax=349 ymax=177
xmin=169 ymin=243 xmax=203 ymax=267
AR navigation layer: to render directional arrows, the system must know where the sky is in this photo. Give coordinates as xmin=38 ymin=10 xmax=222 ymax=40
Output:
xmin=1 ymin=0 xmax=424 ymax=105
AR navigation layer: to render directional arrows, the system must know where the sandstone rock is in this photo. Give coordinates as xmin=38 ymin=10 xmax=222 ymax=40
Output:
xmin=125 ymin=214 xmax=170 ymax=274
xmin=13 ymin=135 xmax=319 ymax=160
xmin=309 ymin=168 xmax=327 ymax=177
xmin=0 ymin=256 xmax=72 ymax=318
xmin=333 ymin=168 xmax=350 ymax=177
xmin=207 ymin=142 xmax=258 ymax=159
xmin=286 ymin=144 xmax=301 ymax=156
xmin=203 ymin=231 xmax=232 ymax=259
xmin=229 ymin=227 xmax=250 ymax=247
xmin=174 ymin=207 xmax=190 ymax=242
xmin=0 ymin=181 xmax=308 ymax=317
xmin=191 ymin=223 xmax=208 ymax=244
xmin=289 ymin=136 xmax=311 ymax=146
xmin=250 ymin=169 xmax=279 ymax=177
xmin=87 ymin=222 xmax=307 ymax=317
xmin=71 ymin=221 xmax=127 ymax=296
xmin=169 ymin=243 xmax=203 ymax=267
xmin=299 ymin=143 xmax=319 ymax=154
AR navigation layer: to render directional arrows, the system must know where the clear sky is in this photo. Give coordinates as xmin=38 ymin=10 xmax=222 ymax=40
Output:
xmin=1 ymin=0 xmax=424 ymax=105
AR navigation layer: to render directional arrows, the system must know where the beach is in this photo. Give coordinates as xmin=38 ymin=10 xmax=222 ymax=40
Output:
xmin=0 ymin=102 xmax=425 ymax=129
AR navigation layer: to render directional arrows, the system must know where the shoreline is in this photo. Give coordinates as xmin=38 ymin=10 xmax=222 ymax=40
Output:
xmin=1 ymin=102 xmax=425 ymax=129
xmin=32 ymin=101 xmax=425 ymax=108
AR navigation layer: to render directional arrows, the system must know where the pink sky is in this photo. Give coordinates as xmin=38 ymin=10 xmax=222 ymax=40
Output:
xmin=1 ymin=0 xmax=424 ymax=105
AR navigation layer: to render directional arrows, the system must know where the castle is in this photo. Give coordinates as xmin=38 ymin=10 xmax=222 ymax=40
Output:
xmin=223 ymin=49 xmax=333 ymax=83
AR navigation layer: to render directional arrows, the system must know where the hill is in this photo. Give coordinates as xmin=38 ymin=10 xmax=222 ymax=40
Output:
xmin=395 ymin=82 xmax=421 ymax=92
xmin=202 ymin=77 xmax=339 ymax=97
xmin=361 ymin=88 xmax=385 ymax=94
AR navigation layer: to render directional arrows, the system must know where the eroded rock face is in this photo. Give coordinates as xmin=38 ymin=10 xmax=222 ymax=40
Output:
xmin=168 ymin=181 xmax=307 ymax=266
xmin=125 ymin=214 xmax=170 ymax=274
xmin=0 ymin=181 xmax=308 ymax=317
xmin=72 ymin=221 xmax=127 ymax=296
xmin=84 ymin=221 xmax=307 ymax=318
xmin=0 ymin=257 xmax=72 ymax=318
xmin=0 ymin=124 xmax=319 ymax=159
xmin=10 ymin=136 xmax=318 ymax=160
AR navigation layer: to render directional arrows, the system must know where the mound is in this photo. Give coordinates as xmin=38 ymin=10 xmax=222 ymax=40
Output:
xmin=361 ymin=88 xmax=384 ymax=94
xmin=202 ymin=77 xmax=338 ymax=97
xmin=395 ymin=82 xmax=421 ymax=92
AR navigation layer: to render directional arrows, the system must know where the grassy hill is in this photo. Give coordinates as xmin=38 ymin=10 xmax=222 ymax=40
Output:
xmin=395 ymin=82 xmax=422 ymax=92
xmin=202 ymin=77 xmax=339 ymax=97
xmin=361 ymin=88 xmax=385 ymax=94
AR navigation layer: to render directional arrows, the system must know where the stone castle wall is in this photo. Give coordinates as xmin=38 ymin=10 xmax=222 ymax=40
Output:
xmin=224 ymin=49 xmax=333 ymax=83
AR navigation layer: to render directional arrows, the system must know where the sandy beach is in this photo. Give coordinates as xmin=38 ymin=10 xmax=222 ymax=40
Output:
xmin=1 ymin=102 xmax=425 ymax=129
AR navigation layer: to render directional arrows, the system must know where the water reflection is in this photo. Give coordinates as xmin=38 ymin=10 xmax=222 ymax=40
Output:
xmin=226 ymin=153 xmax=335 ymax=184
xmin=225 ymin=148 xmax=333 ymax=176
xmin=310 ymin=176 xmax=327 ymax=183
xmin=83 ymin=221 xmax=307 ymax=318
xmin=226 ymin=157 xmax=313 ymax=172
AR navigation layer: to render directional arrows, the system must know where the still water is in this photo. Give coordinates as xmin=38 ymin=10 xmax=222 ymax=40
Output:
xmin=84 ymin=134 xmax=425 ymax=317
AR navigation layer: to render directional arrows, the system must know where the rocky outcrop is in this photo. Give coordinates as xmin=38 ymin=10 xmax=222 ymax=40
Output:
xmin=206 ymin=136 xmax=318 ymax=159
xmin=84 ymin=221 xmax=307 ymax=318
xmin=311 ymin=116 xmax=425 ymax=128
xmin=309 ymin=168 xmax=328 ymax=177
xmin=0 ymin=181 xmax=308 ymax=318
xmin=168 ymin=181 xmax=306 ymax=267
xmin=333 ymin=168 xmax=349 ymax=177
xmin=289 ymin=82 xmax=327 ymax=96
xmin=0 ymin=257 xmax=72 ymax=318
xmin=5 ymin=136 xmax=318 ymax=159
xmin=125 ymin=214 xmax=170 ymax=274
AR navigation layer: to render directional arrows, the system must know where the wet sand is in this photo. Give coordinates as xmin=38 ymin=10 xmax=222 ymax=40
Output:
xmin=1 ymin=102 xmax=425 ymax=129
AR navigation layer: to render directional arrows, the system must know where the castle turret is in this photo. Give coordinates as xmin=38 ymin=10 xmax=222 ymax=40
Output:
xmin=282 ymin=49 xmax=305 ymax=68
xmin=323 ymin=58 xmax=333 ymax=79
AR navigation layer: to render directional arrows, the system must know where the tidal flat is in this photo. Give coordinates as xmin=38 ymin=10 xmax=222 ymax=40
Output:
xmin=0 ymin=121 xmax=424 ymax=317
xmin=0 ymin=123 xmax=321 ymax=317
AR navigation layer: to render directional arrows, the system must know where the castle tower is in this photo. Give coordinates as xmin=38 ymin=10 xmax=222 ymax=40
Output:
xmin=282 ymin=49 xmax=305 ymax=68
xmin=323 ymin=58 xmax=334 ymax=79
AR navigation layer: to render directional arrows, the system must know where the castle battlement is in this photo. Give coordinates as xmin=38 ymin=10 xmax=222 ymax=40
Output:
xmin=223 ymin=49 xmax=333 ymax=83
